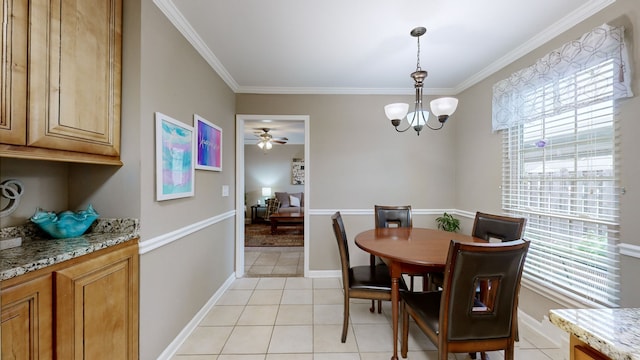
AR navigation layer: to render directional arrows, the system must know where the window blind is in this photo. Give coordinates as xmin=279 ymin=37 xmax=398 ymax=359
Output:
xmin=502 ymin=59 xmax=621 ymax=307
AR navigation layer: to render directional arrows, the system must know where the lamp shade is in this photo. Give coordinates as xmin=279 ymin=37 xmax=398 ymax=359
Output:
xmin=406 ymin=111 xmax=430 ymax=126
xmin=262 ymin=187 xmax=272 ymax=197
xmin=384 ymin=103 xmax=410 ymax=120
xmin=430 ymin=97 xmax=459 ymax=117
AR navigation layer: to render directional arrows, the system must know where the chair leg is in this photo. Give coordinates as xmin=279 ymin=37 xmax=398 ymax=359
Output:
xmin=342 ymin=296 xmax=350 ymax=343
xmin=504 ymin=344 xmax=514 ymax=360
xmin=369 ymin=300 xmax=375 ymax=313
xmin=480 ymin=352 xmax=489 ymax=360
xmin=469 ymin=352 xmax=477 ymax=359
xmin=401 ymin=301 xmax=409 ymax=358
xmin=377 ymin=299 xmax=382 ymax=313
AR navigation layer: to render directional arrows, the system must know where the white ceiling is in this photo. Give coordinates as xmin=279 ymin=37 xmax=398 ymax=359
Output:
xmin=157 ymin=0 xmax=615 ymax=142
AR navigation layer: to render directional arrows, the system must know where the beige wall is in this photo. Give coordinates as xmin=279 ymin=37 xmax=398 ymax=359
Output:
xmin=134 ymin=0 xmax=237 ymax=358
xmin=245 ymin=144 xmax=305 ymax=206
xmin=1 ymin=0 xmax=237 ymax=358
xmin=0 ymin=159 xmax=69 ymax=227
xmin=236 ymin=94 xmax=459 ymax=271
xmin=454 ymin=0 xmax=640 ymax=317
xmin=237 ymin=94 xmax=458 ymax=209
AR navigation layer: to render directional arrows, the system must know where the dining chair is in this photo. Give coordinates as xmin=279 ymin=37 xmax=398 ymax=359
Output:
xmin=371 ymin=205 xmax=413 ymax=312
xmin=400 ymin=239 xmax=530 ymax=360
xmin=430 ymin=211 xmax=526 ymax=289
xmin=445 ymin=211 xmax=527 ymax=359
xmin=332 ymin=211 xmax=404 ymax=343
xmin=472 ymin=211 xmax=527 ymax=243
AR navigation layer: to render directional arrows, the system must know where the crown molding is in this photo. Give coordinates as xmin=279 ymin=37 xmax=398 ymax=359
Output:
xmin=153 ymin=0 xmax=239 ymax=92
xmin=453 ymin=0 xmax=616 ymax=94
xmin=235 ymin=86 xmax=458 ymax=96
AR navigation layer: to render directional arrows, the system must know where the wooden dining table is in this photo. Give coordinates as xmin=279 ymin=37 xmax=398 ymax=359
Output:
xmin=354 ymin=227 xmax=486 ymax=360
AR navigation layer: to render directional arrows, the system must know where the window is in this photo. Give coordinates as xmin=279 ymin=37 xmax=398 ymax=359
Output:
xmin=494 ymin=24 xmax=632 ymax=307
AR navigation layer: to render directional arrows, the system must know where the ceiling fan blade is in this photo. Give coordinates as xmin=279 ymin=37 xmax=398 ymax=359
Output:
xmin=272 ymin=140 xmax=287 ymax=144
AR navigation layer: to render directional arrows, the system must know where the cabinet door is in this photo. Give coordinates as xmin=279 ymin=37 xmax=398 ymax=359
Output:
xmin=571 ymin=335 xmax=610 ymax=360
xmin=28 ymin=0 xmax=122 ymax=156
xmin=55 ymin=243 xmax=139 ymax=360
xmin=1 ymin=274 xmax=53 ymax=360
xmin=0 ymin=0 xmax=29 ymax=145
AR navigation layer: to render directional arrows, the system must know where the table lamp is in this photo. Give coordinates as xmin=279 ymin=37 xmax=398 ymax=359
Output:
xmin=262 ymin=187 xmax=272 ymax=203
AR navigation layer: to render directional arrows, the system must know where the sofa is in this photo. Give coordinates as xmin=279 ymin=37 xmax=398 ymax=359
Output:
xmin=273 ymin=192 xmax=304 ymax=214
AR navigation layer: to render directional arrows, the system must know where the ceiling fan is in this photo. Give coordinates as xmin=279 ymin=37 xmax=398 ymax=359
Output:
xmin=255 ymin=128 xmax=288 ymax=150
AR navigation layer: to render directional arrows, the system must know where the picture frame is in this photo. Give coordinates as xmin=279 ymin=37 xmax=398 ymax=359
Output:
xmin=155 ymin=112 xmax=195 ymax=201
xmin=292 ymin=158 xmax=305 ymax=185
xmin=194 ymin=114 xmax=222 ymax=171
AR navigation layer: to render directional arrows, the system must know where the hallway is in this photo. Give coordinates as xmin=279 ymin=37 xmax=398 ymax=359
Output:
xmin=245 ymin=247 xmax=304 ymax=277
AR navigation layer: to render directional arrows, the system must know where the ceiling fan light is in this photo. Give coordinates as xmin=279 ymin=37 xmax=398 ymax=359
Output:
xmin=265 ymin=141 xmax=273 ymax=150
xmin=430 ymin=97 xmax=459 ymax=117
xmin=257 ymin=141 xmax=265 ymax=149
xmin=384 ymin=103 xmax=410 ymax=121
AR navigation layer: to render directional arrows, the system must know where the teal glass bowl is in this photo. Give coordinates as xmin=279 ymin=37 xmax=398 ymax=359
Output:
xmin=30 ymin=205 xmax=99 ymax=239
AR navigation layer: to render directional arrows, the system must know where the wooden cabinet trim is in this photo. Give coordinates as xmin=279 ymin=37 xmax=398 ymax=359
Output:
xmin=1 ymin=274 xmax=53 ymax=359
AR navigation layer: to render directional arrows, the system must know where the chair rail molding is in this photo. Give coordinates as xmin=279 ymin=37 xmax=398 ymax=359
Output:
xmin=310 ymin=208 xmax=464 ymax=216
xmin=619 ymin=243 xmax=640 ymax=259
xmin=139 ymin=210 xmax=236 ymax=254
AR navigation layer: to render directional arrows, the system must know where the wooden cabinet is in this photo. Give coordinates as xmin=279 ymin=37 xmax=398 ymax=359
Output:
xmin=55 ymin=243 xmax=139 ymax=359
xmin=1 ymin=274 xmax=53 ymax=360
xmin=571 ymin=335 xmax=610 ymax=360
xmin=0 ymin=0 xmax=123 ymax=165
xmin=0 ymin=240 xmax=138 ymax=359
xmin=0 ymin=0 xmax=29 ymax=146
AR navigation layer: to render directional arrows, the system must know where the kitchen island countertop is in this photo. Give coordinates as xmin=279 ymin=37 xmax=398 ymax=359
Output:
xmin=549 ymin=307 xmax=640 ymax=360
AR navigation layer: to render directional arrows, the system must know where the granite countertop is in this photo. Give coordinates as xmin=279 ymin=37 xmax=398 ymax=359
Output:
xmin=549 ymin=308 xmax=640 ymax=360
xmin=0 ymin=218 xmax=139 ymax=281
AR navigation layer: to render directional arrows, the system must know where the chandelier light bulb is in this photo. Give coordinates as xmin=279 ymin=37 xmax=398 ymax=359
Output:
xmin=406 ymin=111 xmax=429 ymax=126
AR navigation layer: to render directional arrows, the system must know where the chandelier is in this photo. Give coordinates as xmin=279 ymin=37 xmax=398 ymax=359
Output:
xmin=384 ymin=27 xmax=459 ymax=135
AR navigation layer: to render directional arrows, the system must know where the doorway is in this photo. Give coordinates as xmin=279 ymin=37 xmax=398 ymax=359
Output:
xmin=235 ymin=115 xmax=310 ymax=278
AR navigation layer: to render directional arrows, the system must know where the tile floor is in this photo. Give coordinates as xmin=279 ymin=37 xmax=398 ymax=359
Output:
xmin=172 ymin=277 xmax=563 ymax=359
xmin=245 ymin=247 xmax=304 ymax=277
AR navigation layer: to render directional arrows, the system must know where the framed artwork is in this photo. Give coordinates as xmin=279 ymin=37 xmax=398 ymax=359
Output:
xmin=292 ymin=158 xmax=305 ymax=185
xmin=194 ymin=114 xmax=222 ymax=171
xmin=155 ymin=112 xmax=195 ymax=201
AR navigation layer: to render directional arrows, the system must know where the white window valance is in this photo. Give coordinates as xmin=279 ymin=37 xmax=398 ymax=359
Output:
xmin=492 ymin=24 xmax=633 ymax=131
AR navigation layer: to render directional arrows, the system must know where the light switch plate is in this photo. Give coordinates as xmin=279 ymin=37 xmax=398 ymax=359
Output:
xmin=222 ymin=185 xmax=229 ymax=197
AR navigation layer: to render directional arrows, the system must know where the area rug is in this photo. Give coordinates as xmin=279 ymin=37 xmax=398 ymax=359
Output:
xmin=244 ymin=223 xmax=304 ymax=247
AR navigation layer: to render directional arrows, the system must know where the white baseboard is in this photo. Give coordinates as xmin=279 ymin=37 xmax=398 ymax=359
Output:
xmin=518 ymin=310 xmax=569 ymax=359
xmin=156 ymin=273 xmax=236 ymax=360
xmin=308 ymin=270 xmax=341 ymax=278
